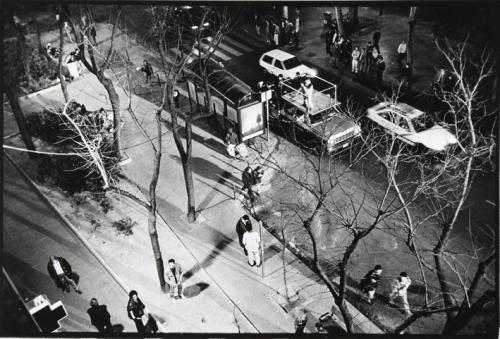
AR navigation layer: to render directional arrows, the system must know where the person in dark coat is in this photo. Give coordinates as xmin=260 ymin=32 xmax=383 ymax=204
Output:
xmin=47 ymin=256 xmax=82 ymax=294
xmin=325 ymin=27 xmax=333 ymax=56
xmin=140 ymin=60 xmax=153 ymax=83
xmin=376 ymin=55 xmax=386 ymax=87
xmin=401 ymin=62 xmax=413 ymax=90
xmin=87 ymin=298 xmax=113 ymax=333
xmin=365 ymin=41 xmax=375 ymax=71
xmin=236 ymin=215 xmax=252 ymax=255
xmin=359 ymin=264 xmax=383 ymax=304
xmin=372 ymin=27 xmax=381 ymax=54
xmin=127 ymin=290 xmax=146 ymax=333
xmin=242 ymin=166 xmax=256 ymax=200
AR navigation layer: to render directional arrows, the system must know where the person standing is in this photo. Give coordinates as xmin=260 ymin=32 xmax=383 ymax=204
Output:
xmin=252 ymin=166 xmax=265 ymax=195
xmin=141 ymin=60 xmax=153 ymax=84
xmin=285 ymin=19 xmax=294 ymax=45
xmin=325 ymin=26 xmax=333 ymax=56
xmin=359 ymin=265 xmax=382 ymax=304
xmin=47 ymin=256 xmax=82 ymax=294
xmin=166 ymin=259 xmax=184 ymax=300
xmin=275 ymin=74 xmax=284 ymax=114
xmin=254 ymin=14 xmax=261 ymax=37
xmin=365 ymin=41 xmax=375 ymax=72
xmin=388 ymin=272 xmax=412 ymax=315
xmin=87 ymin=298 xmax=113 ymax=333
xmin=372 ymin=27 xmax=381 ymax=54
xmin=242 ymin=166 xmax=256 ymax=201
xmin=224 ymin=127 xmax=238 ymax=158
xmin=294 ymin=14 xmax=300 ymax=49
xmin=242 ymin=223 xmax=261 ymax=267
xmin=300 ymin=78 xmax=314 ymax=125
xmin=397 ymin=40 xmax=407 ymax=68
xmin=351 ymin=46 xmax=361 ymax=76
xmin=264 ymin=19 xmax=271 ymax=44
xmin=127 ymin=290 xmax=146 ymax=333
xmin=359 ymin=47 xmax=367 ymax=73
xmin=236 ymin=215 xmax=252 ymax=255
xmin=376 ymin=55 xmax=386 ymax=87
xmin=273 ymin=22 xmax=280 ymax=46
xmin=401 ymin=62 xmax=412 ymax=90
xmin=295 ymin=308 xmax=308 ymax=334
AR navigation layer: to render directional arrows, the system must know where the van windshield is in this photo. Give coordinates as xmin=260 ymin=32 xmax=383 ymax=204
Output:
xmin=283 ymin=57 xmax=301 ymax=70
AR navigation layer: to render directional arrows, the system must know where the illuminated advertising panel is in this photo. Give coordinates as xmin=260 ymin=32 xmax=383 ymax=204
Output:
xmin=239 ymin=102 xmax=265 ymax=141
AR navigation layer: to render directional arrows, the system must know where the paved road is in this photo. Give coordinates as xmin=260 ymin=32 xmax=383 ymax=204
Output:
xmin=2 ymin=154 xmax=134 ymax=333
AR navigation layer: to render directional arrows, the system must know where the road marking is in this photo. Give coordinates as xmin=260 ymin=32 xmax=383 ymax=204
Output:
xmin=215 ymin=41 xmax=243 ymax=57
xmin=198 ymin=42 xmax=231 ymax=61
xmin=223 ymin=36 xmax=254 ymax=52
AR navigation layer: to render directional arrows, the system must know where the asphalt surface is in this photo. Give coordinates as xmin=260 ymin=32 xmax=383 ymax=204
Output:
xmin=2 ymin=155 xmax=134 ymax=333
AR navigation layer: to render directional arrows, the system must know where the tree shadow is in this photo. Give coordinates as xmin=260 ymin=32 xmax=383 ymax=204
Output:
xmin=182 ymin=282 xmax=210 ymax=298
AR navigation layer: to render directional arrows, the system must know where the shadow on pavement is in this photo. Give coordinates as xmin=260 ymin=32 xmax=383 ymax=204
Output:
xmin=112 ymin=324 xmax=124 ymax=333
xmin=183 ymin=282 xmax=210 ymax=298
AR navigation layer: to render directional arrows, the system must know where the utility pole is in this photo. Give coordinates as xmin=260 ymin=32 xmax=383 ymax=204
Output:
xmin=407 ymin=6 xmax=418 ymax=67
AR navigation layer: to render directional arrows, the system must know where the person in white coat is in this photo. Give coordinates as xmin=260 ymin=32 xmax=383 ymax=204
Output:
xmin=242 ymin=224 xmax=261 ymax=267
xmin=389 ymin=272 xmax=412 ymax=315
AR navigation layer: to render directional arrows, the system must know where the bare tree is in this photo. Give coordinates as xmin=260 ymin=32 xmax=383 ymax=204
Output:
xmin=148 ymin=5 xmax=234 ymax=222
xmin=253 ymin=104 xmax=406 ymax=333
xmin=61 ymin=4 xmax=123 ymax=158
xmin=368 ymin=39 xmax=497 ymax=334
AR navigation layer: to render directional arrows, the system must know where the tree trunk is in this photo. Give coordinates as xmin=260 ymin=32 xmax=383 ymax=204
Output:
xmin=5 ymin=86 xmax=36 ymax=156
xmin=57 ymin=18 xmax=69 ymax=102
xmin=148 ymin=111 xmax=166 ymax=292
xmin=183 ymin=120 xmax=196 ymax=223
xmin=98 ymin=73 xmax=122 ymax=159
xmin=335 ymin=7 xmax=345 ymax=37
xmin=407 ymin=6 xmax=417 ymax=67
xmin=443 ymin=291 xmax=494 ymax=334
xmin=11 ymin=14 xmax=34 ymax=90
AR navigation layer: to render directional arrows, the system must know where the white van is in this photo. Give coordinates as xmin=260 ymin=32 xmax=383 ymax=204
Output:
xmin=259 ymin=49 xmax=317 ymax=79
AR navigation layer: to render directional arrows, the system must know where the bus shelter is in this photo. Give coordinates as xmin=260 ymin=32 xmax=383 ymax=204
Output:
xmin=186 ymin=62 xmax=269 ymax=142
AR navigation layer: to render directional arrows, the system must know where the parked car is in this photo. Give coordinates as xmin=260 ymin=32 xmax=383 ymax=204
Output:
xmin=366 ymin=102 xmax=458 ymax=151
xmin=259 ymin=49 xmax=317 ymax=79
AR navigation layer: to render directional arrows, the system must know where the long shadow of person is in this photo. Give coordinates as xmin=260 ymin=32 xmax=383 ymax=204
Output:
xmin=182 ymin=282 xmax=210 ymax=298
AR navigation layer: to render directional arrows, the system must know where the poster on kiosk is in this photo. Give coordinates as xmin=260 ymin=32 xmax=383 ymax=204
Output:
xmin=238 ymin=100 xmax=265 ymax=142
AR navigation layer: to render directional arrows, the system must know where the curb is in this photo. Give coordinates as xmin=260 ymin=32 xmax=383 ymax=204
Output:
xmin=4 ymin=151 xmax=167 ymax=333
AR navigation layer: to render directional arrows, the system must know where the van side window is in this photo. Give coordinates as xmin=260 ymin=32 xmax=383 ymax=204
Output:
xmin=274 ymin=60 xmax=284 ymax=70
xmin=262 ymin=55 xmax=273 ymax=65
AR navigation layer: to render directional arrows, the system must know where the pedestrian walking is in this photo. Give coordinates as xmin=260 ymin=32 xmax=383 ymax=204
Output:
xmin=376 ymin=55 xmax=386 ymax=87
xmin=295 ymin=308 xmax=308 ymax=334
xmin=87 ymin=298 xmax=113 ymax=333
xmin=127 ymin=290 xmax=146 ymax=333
xmin=47 ymin=256 xmax=82 ymax=294
xmin=242 ymin=166 xmax=256 ymax=201
xmin=359 ymin=264 xmax=382 ymax=304
xmin=166 ymin=259 xmax=184 ymax=300
xmin=397 ymin=40 xmax=407 ymax=68
xmin=401 ymin=62 xmax=412 ymax=90
xmin=242 ymin=223 xmax=261 ymax=267
xmin=236 ymin=215 xmax=252 ymax=255
xmin=252 ymin=165 xmax=265 ymax=194
xmin=254 ymin=14 xmax=261 ymax=37
xmin=388 ymin=272 xmax=412 ymax=315
xmin=351 ymin=46 xmax=361 ymax=76
xmin=372 ymin=27 xmax=381 ymax=54
xmin=140 ymin=60 xmax=153 ymax=84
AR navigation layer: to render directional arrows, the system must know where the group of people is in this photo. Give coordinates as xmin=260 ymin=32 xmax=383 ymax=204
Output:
xmin=254 ymin=12 xmax=300 ymax=49
xmin=326 ymin=25 xmax=413 ymax=89
xmin=359 ymin=265 xmax=413 ymax=315
xmin=236 ymin=215 xmax=262 ymax=267
xmin=241 ymin=165 xmax=264 ymax=201
xmin=47 ymin=255 xmax=187 ymax=333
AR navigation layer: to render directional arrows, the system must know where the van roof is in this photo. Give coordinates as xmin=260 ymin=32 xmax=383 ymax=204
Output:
xmin=263 ymin=49 xmax=295 ymax=61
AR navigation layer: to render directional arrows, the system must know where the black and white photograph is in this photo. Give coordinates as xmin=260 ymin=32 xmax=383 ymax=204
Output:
xmin=2 ymin=1 xmax=498 ymax=336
